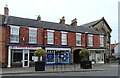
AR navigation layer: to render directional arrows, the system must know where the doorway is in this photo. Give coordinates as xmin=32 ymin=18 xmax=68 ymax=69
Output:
xmin=73 ymin=49 xmax=81 ymax=64
xmin=22 ymin=50 xmax=29 ymax=67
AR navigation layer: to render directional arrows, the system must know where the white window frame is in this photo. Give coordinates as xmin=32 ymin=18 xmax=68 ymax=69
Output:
xmin=47 ymin=30 xmax=54 ymax=44
xmin=76 ymin=33 xmax=81 ymax=46
xmin=100 ymin=35 xmax=104 ymax=47
xmin=29 ymin=28 xmax=37 ymax=44
xmin=88 ymin=34 xmax=93 ymax=46
xmin=61 ymin=31 xmax=67 ymax=45
xmin=10 ymin=26 xmax=20 ymax=43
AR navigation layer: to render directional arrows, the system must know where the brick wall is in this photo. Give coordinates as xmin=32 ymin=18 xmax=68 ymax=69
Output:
xmin=37 ymin=29 xmax=43 ymax=45
xmin=67 ymin=32 xmax=76 ymax=47
xmin=54 ymin=30 xmax=61 ymax=46
xmin=19 ymin=27 xmax=29 ymax=45
xmin=0 ymin=27 xmax=7 ymax=67
xmin=6 ymin=26 xmax=10 ymax=43
xmin=93 ymin=35 xmax=100 ymax=48
xmin=81 ymin=34 xmax=86 ymax=47
xmin=44 ymin=29 xmax=47 ymax=45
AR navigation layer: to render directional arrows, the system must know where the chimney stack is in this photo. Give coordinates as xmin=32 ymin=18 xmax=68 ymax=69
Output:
xmin=59 ymin=16 xmax=65 ymax=24
xmin=71 ymin=18 xmax=77 ymax=26
xmin=37 ymin=15 xmax=41 ymax=22
xmin=4 ymin=5 xmax=9 ymax=16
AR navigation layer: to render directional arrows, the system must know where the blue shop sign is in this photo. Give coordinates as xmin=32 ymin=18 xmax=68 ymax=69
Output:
xmin=62 ymin=55 xmax=68 ymax=59
xmin=47 ymin=55 xmax=54 ymax=58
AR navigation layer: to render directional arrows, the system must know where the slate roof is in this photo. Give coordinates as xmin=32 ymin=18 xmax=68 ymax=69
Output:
xmin=80 ymin=17 xmax=112 ymax=31
xmin=2 ymin=15 xmax=104 ymax=35
xmin=80 ymin=20 xmax=99 ymax=27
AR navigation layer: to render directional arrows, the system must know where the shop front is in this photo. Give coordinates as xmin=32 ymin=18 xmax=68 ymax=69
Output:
xmin=88 ymin=49 xmax=105 ymax=64
xmin=7 ymin=46 xmax=42 ymax=68
xmin=45 ymin=47 xmax=71 ymax=65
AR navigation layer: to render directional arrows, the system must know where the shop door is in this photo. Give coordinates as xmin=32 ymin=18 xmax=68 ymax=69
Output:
xmin=23 ymin=50 xmax=29 ymax=67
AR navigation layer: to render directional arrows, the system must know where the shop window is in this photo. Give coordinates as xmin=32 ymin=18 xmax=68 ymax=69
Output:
xmin=89 ymin=53 xmax=95 ymax=61
xmin=46 ymin=50 xmax=55 ymax=63
xmin=76 ymin=33 xmax=81 ymax=46
xmin=88 ymin=34 xmax=93 ymax=46
xmin=61 ymin=32 xmax=67 ymax=45
xmin=29 ymin=50 xmax=35 ymax=62
xmin=10 ymin=26 xmax=19 ymax=43
xmin=96 ymin=53 xmax=102 ymax=62
xmin=29 ymin=28 xmax=37 ymax=43
xmin=13 ymin=50 xmax=22 ymax=62
xmin=59 ymin=52 xmax=69 ymax=63
xmin=47 ymin=30 xmax=54 ymax=44
xmin=100 ymin=35 xmax=104 ymax=47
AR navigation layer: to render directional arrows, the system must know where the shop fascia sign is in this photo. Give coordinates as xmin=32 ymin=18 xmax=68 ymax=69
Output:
xmin=11 ymin=46 xmax=41 ymax=50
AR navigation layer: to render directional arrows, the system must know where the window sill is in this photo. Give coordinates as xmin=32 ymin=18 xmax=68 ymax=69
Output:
xmin=10 ymin=42 xmax=19 ymax=43
xmin=29 ymin=42 xmax=37 ymax=44
xmin=61 ymin=45 xmax=68 ymax=46
xmin=88 ymin=45 xmax=93 ymax=47
xmin=47 ymin=44 xmax=54 ymax=45
xmin=100 ymin=46 xmax=104 ymax=47
xmin=76 ymin=44 xmax=82 ymax=46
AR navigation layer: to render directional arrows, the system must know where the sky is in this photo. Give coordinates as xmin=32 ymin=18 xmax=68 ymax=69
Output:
xmin=0 ymin=0 xmax=119 ymax=43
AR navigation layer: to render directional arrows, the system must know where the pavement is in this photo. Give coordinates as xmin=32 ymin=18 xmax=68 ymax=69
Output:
xmin=1 ymin=63 xmax=119 ymax=75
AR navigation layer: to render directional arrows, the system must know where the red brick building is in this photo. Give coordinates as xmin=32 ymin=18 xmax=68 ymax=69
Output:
xmin=0 ymin=6 xmax=111 ymax=68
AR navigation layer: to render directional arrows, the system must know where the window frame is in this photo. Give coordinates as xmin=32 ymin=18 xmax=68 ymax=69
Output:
xmin=61 ymin=31 xmax=67 ymax=45
xmin=47 ymin=30 xmax=54 ymax=44
xmin=100 ymin=35 xmax=104 ymax=47
xmin=76 ymin=33 xmax=82 ymax=46
xmin=29 ymin=28 xmax=37 ymax=44
xmin=10 ymin=26 xmax=20 ymax=43
xmin=88 ymin=34 xmax=93 ymax=46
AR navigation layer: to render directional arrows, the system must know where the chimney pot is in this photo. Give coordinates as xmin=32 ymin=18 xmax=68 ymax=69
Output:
xmin=4 ymin=5 xmax=9 ymax=16
xmin=37 ymin=15 xmax=41 ymax=22
xmin=71 ymin=18 xmax=77 ymax=26
xmin=59 ymin=16 xmax=65 ymax=24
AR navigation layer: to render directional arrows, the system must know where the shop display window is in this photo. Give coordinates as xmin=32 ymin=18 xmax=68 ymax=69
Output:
xmin=46 ymin=51 xmax=55 ymax=63
xmin=59 ymin=52 xmax=69 ymax=63
xmin=13 ymin=50 xmax=22 ymax=62
xmin=96 ymin=53 xmax=102 ymax=62
xmin=29 ymin=50 xmax=35 ymax=62
xmin=46 ymin=50 xmax=69 ymax=64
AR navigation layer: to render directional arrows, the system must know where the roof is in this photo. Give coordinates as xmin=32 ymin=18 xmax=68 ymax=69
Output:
xmin=1 ymin=15 xmax=104 ymax=35
xmin=80 ymin=17 xmax=112 ymax=31
xmin=80 ymin=20 xmax=99 ymax=28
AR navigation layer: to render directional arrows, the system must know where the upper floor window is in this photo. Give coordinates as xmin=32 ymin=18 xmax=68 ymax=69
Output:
xmin=76 ymin=33 xmax=81 ymax=46
xmin=88 ymin=34 xmax=93 ymax=46
xmin=29 ymin=28 xmax=37 ymax=43
xmin=47 ymin=30 xmax=54 ymax=44
xmin=100 ymin=35 xmax=104 ymax=47
xmin=61 ymin=31 xmax=67 ymax=45
xmin=10 ymin=26 xmax=19 ymax=43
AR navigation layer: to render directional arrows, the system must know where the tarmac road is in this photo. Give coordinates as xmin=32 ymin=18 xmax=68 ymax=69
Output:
xmin=1 ymin=63 xmax=119 ymax=78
